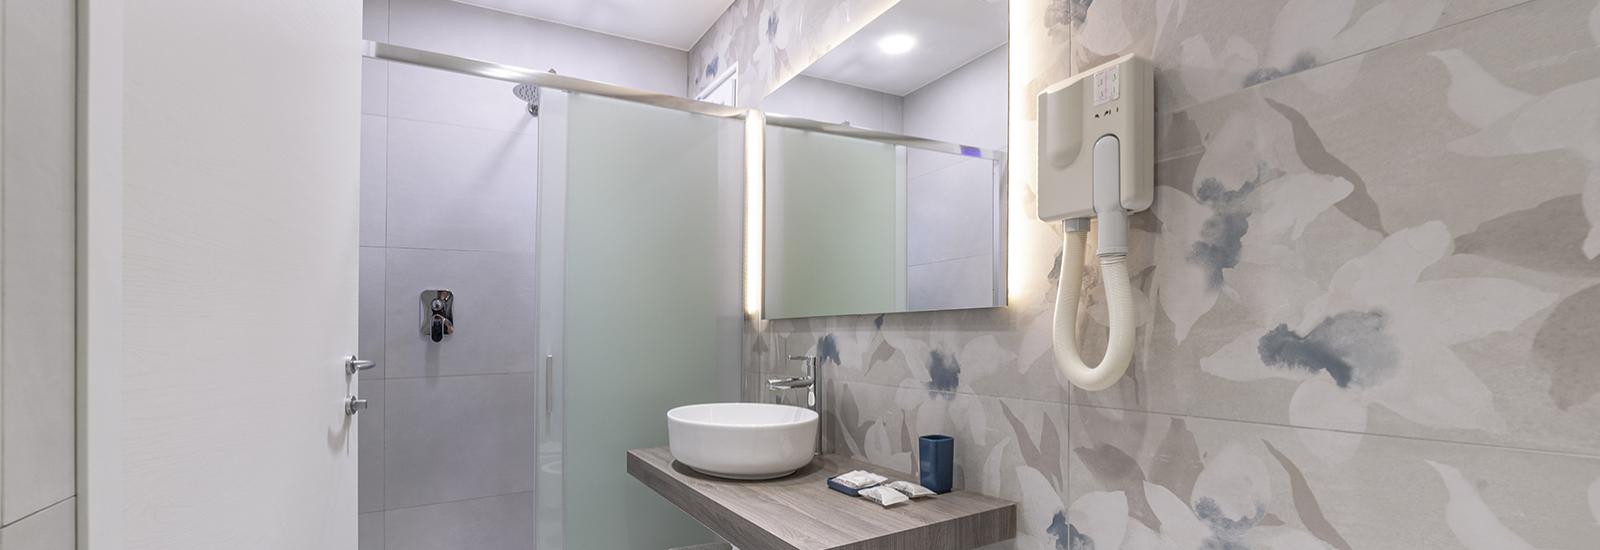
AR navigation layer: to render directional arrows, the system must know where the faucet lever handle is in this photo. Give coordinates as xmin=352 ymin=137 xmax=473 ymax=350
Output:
xmin=430 ymin=314 xmax=454 ymax=343
xmin=787 ymin=354 xmax=818 ymax=380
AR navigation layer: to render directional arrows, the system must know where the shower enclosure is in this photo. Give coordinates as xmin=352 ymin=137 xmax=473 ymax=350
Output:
xmin=361 ymin=43 xmax=744 ymax=550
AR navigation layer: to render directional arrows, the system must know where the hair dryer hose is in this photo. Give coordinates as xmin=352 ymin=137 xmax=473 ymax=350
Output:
xmin=1052 ymin=228 xmax=1136 ymax=391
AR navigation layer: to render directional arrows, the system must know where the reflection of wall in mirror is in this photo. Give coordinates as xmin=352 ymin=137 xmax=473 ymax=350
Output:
xmin=901 ymin=46 xmax=1008 ymax=310
xmin=765 ymin=127 xmax=901 ymax=319
xmin=764 ymin=43 xmax=1008 ymax=315
xmin=762 ymin=76 xmax=905 ymax=132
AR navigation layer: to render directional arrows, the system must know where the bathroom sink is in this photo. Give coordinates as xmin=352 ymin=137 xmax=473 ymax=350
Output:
xmin=667 ymin=403 xmax=818 ymax=480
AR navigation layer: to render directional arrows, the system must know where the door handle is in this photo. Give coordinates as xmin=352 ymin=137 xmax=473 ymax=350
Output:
xmin=345 ymin=355 xmax=376 ymax=375
xmin=544 ymin=354 xmax=555 ymax=418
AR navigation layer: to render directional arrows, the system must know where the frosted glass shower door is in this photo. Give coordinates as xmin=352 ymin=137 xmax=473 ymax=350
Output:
xmin=535 ymin=90 xmax=744 ymax=550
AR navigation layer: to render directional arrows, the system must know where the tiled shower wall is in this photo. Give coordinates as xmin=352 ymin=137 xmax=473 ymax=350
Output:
xmin=358 ymin=1 xmax=686 ymax=548
xmin=0 ymin=0 xmax=77 ymax=547
xmin=697 ymin=0 xmax=1600 ymax=547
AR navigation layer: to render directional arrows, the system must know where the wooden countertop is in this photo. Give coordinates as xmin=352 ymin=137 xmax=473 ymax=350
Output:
xmin=626 ymin=447 xmax=1016 ymax=550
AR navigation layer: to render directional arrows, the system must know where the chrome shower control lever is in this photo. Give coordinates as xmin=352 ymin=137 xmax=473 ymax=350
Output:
xmin=430 ymin=315 xmax=453 ymax=343
xmin=420 ymin=290 xmax=454 ymax=343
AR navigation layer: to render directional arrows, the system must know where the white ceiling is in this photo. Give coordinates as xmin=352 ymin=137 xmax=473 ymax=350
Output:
xmin=802 ymin=0 xmax=1007 ymax=96
xmin=451 ymin=0 xmax=736 ymax=50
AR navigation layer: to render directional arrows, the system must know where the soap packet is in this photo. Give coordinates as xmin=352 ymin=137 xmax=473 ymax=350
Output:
xmin=858 ymin=485 xmax=910 ymax=507
xmin=832 ymin=470 xmax=888 ymax=490
xmin=886 ymin=480 xmax=937 ymax=499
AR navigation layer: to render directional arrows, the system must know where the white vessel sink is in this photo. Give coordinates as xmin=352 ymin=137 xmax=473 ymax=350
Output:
xmin=667 ymin=403 xmax=818 ymax=480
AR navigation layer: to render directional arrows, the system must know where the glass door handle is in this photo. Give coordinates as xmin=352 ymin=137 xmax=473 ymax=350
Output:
xmin=544 ymin=354 xmax=555 ymax=417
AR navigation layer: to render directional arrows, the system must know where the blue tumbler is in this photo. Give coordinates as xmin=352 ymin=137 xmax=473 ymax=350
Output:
xmin=918 ymin=434 xmax=954 ymax=493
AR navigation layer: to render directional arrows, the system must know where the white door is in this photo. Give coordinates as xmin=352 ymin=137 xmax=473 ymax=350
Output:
xmin=95 ymin=1 xmax=364 ymax=548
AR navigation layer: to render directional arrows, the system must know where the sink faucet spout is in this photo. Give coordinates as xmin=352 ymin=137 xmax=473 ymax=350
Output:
xmin=769 ymin=354 xmax=825 ymax=455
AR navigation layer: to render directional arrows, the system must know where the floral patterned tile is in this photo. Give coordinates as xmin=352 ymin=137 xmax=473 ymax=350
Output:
xmin=687 ymin=0 xmax=900 ymax=106
xmin=825 ymin=380 xmax=1071 ymax=547
xmin=760 ymin=307 xmax=1075 ymax=405
xmin=722 ymin=0 xmax=1600 ymax=545
xmin=1065 ymin=404 xmax=1600 ymax=550
xmin=1072 ymin=0 xmax=1600 ymax=457
xmin=1070 ymin=0 xmax=1533 ymax=113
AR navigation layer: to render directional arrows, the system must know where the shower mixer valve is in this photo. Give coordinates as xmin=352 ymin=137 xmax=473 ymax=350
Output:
xmin=420 ymin=289 xmax=455 ymax=343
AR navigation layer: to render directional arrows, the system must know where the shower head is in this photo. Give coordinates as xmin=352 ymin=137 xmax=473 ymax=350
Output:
xmin=513 ymin=83 xmax=539 ymax=116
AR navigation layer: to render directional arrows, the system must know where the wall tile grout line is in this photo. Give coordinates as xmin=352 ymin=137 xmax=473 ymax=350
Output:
xmin=379 ymin=8 xmax=390 ymax=550
xmin=379 ymin=8 xmax=389 ymax=549
xmin=1141 ymin=0 xmax=1552 ymax=165
xmin=1146 ymin=0 xmax=1546 ymax=117
xmin=826 ymin=377 xmax=1600 ymax=461
xmin=378 ymin=489 xmax=535 ymax=515
xmin=380 ymin=2 xmax=390 ymax=546
xmin=372 ymin=371 xmax=539 ymax=382
xmin=0 ymin=495 xmax=72 ymax=530
xmin=369 ymin=244 xmax=537 ymax=255
xmin=1068 ymin=400 xmax=1600 ymax=462
xmin=0 ymin=0 xmax=7 ymax=523
xmin=1068 ymin=400 xmax=1600 ymax=461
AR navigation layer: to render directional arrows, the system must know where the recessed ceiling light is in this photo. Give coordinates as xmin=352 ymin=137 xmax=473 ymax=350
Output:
xmin=877 ymin=34 xmax=917 ymax=55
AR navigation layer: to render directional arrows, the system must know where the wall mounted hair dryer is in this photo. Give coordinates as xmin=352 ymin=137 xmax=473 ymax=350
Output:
xmin=1037 ymin=55 xmax=1153 ymax=391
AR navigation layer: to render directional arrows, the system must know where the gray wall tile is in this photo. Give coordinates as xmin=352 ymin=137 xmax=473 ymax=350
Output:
xmin=0 ymin=497 xmax=76 ymax=550
xmin=383 ymin=492 xmax=536 ymax=550
xmin=386 ymin=0 xmax=687 ymax=96
xmin=2 ymin=0 xmax=77 ymax=525
xmin=902 ymin=45 xmax=1008 ymax=151
xmin=360 ymin=246 xmax=387 ymax=379
xmin=387 ymin=63 xmax=537 ymax=134
xmin=384 ymin=118 xmax=538 ymax=252
xmin=364 ymin=0 xmax=389 ymax=42
xmin=362 ymin=59 xmax=388 ymax=116
xmin=761 ymin=75 xmax=905 ymax=132
xmin=906 ymin=157 xmax=996 ymax=266
xmin=359 ymin=379 xmax=385 ymax=513
xmin=360 ymin=511 xmax=384 ymax=550
xmin=361 ymin=115 xmax=387 ymax=247
xmin=383 ymin=374 xmax=537 ymax=508
xmin=907 ymin=255 xmax=995 ymax=312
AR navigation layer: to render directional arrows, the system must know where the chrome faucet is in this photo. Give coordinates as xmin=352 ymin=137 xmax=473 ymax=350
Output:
xmin=769 ymin=354 xmax=827 ymax=455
